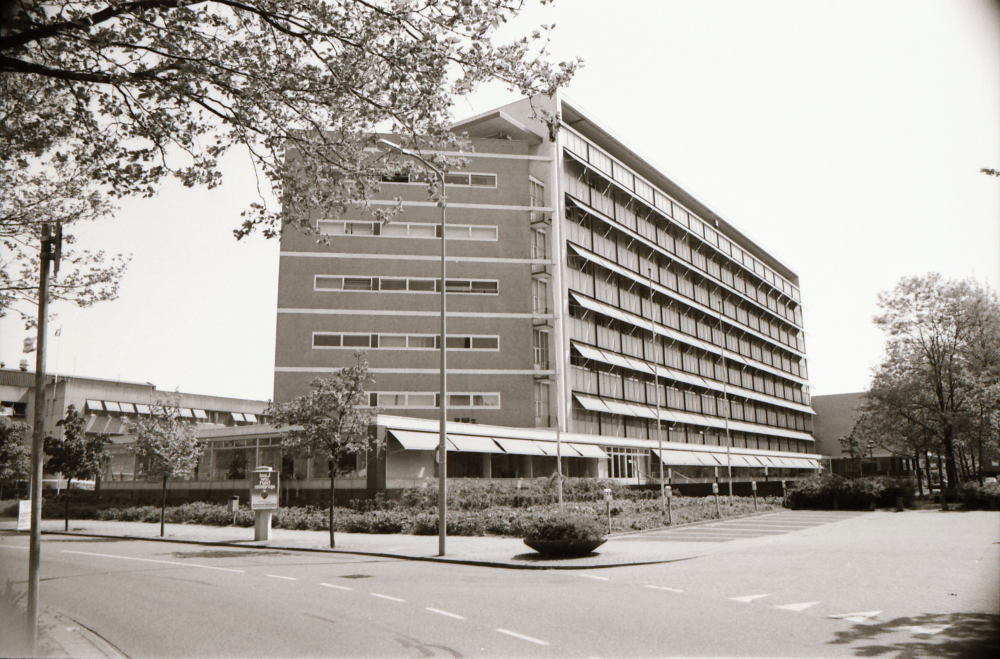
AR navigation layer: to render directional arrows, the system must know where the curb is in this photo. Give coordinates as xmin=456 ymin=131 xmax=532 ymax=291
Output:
xmin=39 ymin=529 xmax=704 ymax=570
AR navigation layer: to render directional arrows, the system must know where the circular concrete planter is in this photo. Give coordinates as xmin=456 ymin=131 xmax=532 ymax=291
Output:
xmin=523 ymin=538 xmax=606 ymax=556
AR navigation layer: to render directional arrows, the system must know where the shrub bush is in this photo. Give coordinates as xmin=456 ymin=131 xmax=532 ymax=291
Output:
xmin=960 ymin=481 xmax=1000 ymax=510
xmin=523 ymin=514 xmax=606 ymax=542
xmin=786 ymin=476 xmax=915 ymax=510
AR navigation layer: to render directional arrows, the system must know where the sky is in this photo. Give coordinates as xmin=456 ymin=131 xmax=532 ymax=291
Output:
xmin=1 ymin=0 xmax=998 ymax=403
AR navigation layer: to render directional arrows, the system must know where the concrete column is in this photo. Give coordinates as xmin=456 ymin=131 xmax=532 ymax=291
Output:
xmin=481 ymin=453 xmax=492 ymax=479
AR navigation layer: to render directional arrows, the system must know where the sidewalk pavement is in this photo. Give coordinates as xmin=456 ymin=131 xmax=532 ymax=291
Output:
xmin=0 ymin=515 xmax=738 ymax=570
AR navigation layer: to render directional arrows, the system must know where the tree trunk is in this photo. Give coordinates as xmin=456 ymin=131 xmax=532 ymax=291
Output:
xmin=64 ymin=477 xmax=72 ymax=531
xmin=329 ymin=468 xmax=336 ymax=549
xmin=160 ymin=474 xmax=168 ymax=537
xmin=924 ymin=451 xmax=934 ymax=492
xmin=914 ymin=447 xmax=923 ymax=496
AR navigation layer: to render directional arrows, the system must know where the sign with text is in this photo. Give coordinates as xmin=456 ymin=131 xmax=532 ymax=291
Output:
xmin=17 ymin=499 xmax=33 ymax=531
xmin=250 ymin=469 xmax=279 ymax=510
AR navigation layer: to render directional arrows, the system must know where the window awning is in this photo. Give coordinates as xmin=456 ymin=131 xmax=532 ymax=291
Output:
xmin=572 ymin=343 xmax=606 ymax=363
xmin=178 ymin=408 xmax=194 ymax=418
xmin=570 ymin=443 xmax=610 ymax=459
xmin=104 ymin=418 xmax=125 ymax=435
xmin=243 ymin=413 xmax=258 ymax=423
xmin=118 ymin=403 xmax=136 ymax=414
xmin=231 ymin=412 xmax=246 ymax=422
xmin=388 ymin=429 xmax=443 ymax=451
xmin=573 ymin=394 xmax=610 ymax=413
xmin=533 ymin=441 xmax=581 ymax=457
xmin=135 ymin=404 xmax=151 ymax=415
xmin=86 ymin=416 xmax=110 ymax=434
xmin=651 ymin=449 xmax=704 ymax=466
xmin=192 ymin=409 xmax=208 ymax=419
xmin=447 ymin=435 xmax=503 ymax=453
xmin=103 ymin=401 xmax=122 ymax=413
xmin=492 ymin=437 xmax=546 ymax=456
xmin=86 ymin=400 xmax=104 ymax=412
xmin=603 ymin=400 xmax=635 ymax=417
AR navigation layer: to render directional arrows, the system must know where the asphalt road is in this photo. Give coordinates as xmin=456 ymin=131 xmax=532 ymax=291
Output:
xmin=2 ymin=510 xmax=997 ymax=658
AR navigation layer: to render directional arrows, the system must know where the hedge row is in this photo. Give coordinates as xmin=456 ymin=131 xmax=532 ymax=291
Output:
xmin=785 ymin=476 xmax=916 ymax=510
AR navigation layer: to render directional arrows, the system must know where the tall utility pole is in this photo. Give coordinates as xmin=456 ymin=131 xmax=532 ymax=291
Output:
xmin=27 ymin=223 xmax=60 ymax=653
xmin=648 ymin=268 xmax=666 ymax=515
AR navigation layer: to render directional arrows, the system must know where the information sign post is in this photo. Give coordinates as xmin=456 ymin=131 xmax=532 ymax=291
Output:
xmin=250 ymin=468 xmax=279 ymax=541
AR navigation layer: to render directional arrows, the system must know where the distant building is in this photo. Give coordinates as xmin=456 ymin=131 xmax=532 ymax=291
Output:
xmin=0 ymin=368 xmax=266 ymax=490
xmin=811 ymin=392 xmax=917 ymax=476
xmin=272 ymin=93 xmax=821 ymax=485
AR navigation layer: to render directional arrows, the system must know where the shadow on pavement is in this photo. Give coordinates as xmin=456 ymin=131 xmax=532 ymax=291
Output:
xmin=164 ymin=549 xmax=294 ymax=559
xmin=828 ymin=612 xmax=999 ymax=658
xmin=510 ymin=551 xmax=602 ymax=562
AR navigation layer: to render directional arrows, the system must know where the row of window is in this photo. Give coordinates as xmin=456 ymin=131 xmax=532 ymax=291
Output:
xmin=571 ymin=406 xmax=811 ymax=453
xmin=315 ymin=276 xmax=499 ymax=295
xmin=317 ymin=220 xmax=499 ymax=241
xmin=569 ymin=365 xmax=809 ymax=432
xmin=565 ymin=206 xmax=803 ymax=341
xmin=382 ymin=171 xmax=498 ymax=187
xmin=562 ymin=183 xmax=802 ymax=336
xmin=567 ymin=249 xmax=805 ymax=357
xmin=366 ymin=392 xmax=500 ymax=409
xmin=313 ymin=333 xmax=499 ymax=350
xmin=562 ymin=128 xmax=800 ymax=303
xmin=568 ymin=296 xmax=808 ymax=388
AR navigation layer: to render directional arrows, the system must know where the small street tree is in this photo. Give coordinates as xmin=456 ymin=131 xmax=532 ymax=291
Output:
xmin=43 ymin=404 xmax=110 ymax=529
xmin=0 ymin=418 xmax=31 ymax=501
xmin=267 ymin=356 xmax=378 ymax=548
xmin=126 ymin=403 xmax=202 ymax=537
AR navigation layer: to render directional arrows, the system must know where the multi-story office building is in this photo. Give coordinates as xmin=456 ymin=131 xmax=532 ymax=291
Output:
xmin=274 ymin=94 xmax=820 ymax=484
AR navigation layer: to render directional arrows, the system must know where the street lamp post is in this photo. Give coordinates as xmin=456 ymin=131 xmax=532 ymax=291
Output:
xmin=647 ymin=268 xmax=666 ymax=516
xmin=378 ymin=139 xmax=448 ymax=556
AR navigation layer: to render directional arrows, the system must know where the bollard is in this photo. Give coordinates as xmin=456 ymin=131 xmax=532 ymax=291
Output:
xmin=896 ymin=496 xmax=904 ymax=512
xmin=603 ymin=488 xmax=613 ymax=534
xmin=666 ymin=486 xmax=673 ymax=525
xmin=712 ymin=482 xmax=720 ymax=517
xmin=254 ymin=510 xmax=272 ymax=541
xmin=751 ymin=481 xmax=758 ymax=512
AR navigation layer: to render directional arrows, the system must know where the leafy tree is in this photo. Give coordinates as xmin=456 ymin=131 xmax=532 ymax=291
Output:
xmin=866 ymin=274 xmax=999 ymax=489
xmin=1 ymin=0 xmax=580 ymax=244
xmin=126 ymin=402 xmax=202 ymax=537
xmin=1 ymin=137 xmax=131 ymax=326
xmin=267 ymin=356 xmax=378 ymax=548
xmin=0 ymin=418 xmax=30 ymax=500
xmin=43 ymin=404 xmax=110 ymax=490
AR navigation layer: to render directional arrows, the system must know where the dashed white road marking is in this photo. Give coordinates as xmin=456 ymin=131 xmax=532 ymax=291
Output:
xmin=370 ymin=592 xmax=405 ymax=602
xmin=0 ymin=545 xmax=28 ymax=549
xmin=829 ymin=611 xmax=881 ymax=623
xmin=266 ymin=574 xmax=297 ymax=581
xmin=426 ymin=607 xmax=465 ymax=620
xmin=775 ymin=601 xmax=820 ymax=612
xmin=897 ymin=623 xmax=952 ymax=635
xmin=645 ymin=585 xmax=684 ymax=593
xmin=496 ymin=629 xmax=549 ymax=646
xmin=730 ymin=594 xmax=769 ymax=603
xmin=578 ymin=574 xmax=610 ymax=581
xmin=320 ymin=583 xmax=352 ymax=591
xmin=60 ymin=550 xmax=245 ymax=573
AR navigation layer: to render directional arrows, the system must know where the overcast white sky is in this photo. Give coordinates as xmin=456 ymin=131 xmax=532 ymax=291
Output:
xmin=2 ymin=0 xmax=998 ymax=403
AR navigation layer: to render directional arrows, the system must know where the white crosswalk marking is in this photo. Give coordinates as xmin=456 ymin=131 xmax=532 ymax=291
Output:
xmin=775 ymin=601 xmax=819 ymax=611
xmin=829 ymin=611 xmax=881 ymax=623
xmin=730 ymin=594 xmax=768 ymax=602
xmin=496 ymin=629 xmax=549 ymax=646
